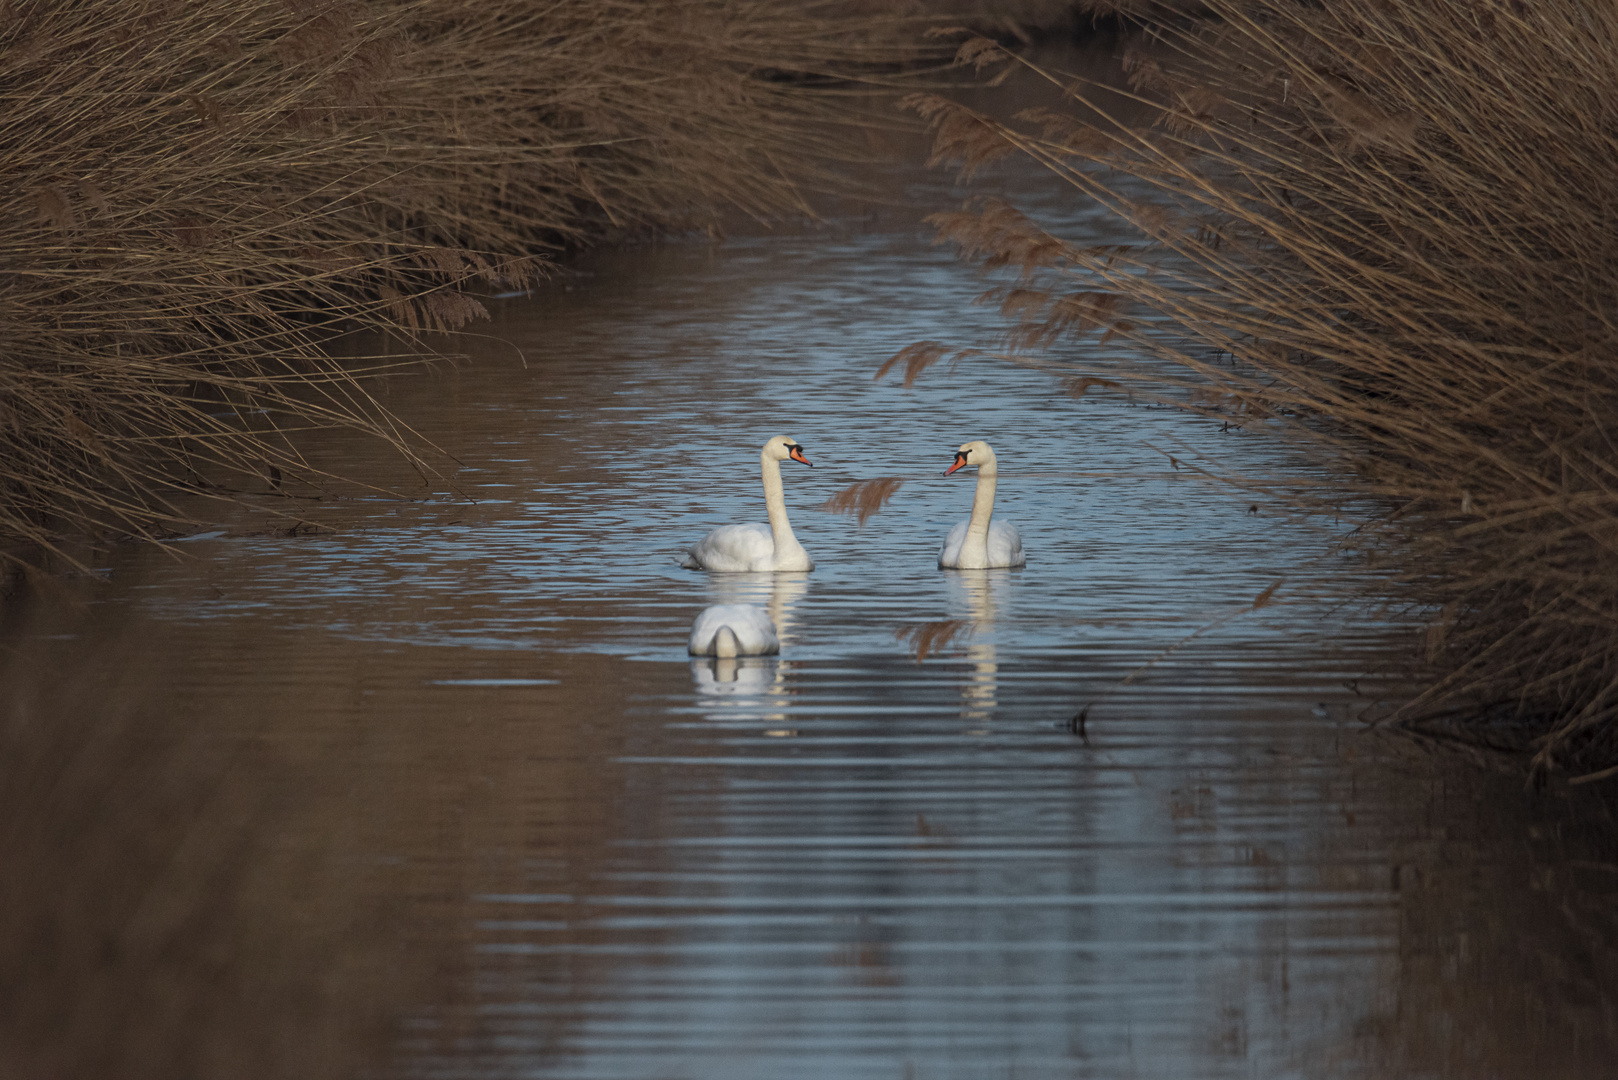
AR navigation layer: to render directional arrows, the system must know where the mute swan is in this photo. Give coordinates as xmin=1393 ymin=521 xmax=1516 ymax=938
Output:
xmin=689 ymin=604 xmax=780 ymax=657
xmin=939 ymin=440 xmax=1026 ymax=569
xmin=682 ymin=436 xmax=815 ymax=572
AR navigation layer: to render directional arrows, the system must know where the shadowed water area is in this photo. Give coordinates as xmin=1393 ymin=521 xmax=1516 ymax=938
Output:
xmin=6 ymin=114 xmax=1618 ymax=1080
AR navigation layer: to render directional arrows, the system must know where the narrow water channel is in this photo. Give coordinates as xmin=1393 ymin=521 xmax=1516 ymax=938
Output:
xmin=4 ymin=156 xmax=1618 ymax=1079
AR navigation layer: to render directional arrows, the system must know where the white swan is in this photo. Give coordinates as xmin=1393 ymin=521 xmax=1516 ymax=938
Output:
xmin=682 ymin=436 xmax=815 ymax=572
xmin=688 ymin=604 xmax=780 ymax=657
xmin=939 ymin=440 xmax=1026 ymax=569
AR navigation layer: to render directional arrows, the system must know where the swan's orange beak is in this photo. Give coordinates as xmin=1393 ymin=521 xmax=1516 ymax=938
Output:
xmin=789 ymin=445 xmax=813 ymax=467
xmin=944 ymin=451 xmax=968 ymax=476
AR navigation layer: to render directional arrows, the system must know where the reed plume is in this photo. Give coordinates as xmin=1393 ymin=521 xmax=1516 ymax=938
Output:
xmin=819 ymin=477 xmax=906 ymax=525
xmin=907 ymin=1 xmax=1618 ymax=776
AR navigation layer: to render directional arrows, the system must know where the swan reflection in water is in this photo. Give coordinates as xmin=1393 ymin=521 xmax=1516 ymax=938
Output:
xmin=948 ymin=569 xmax=1009 ymax=728
xmin=689 ymin=572 xmax=807 ymax=726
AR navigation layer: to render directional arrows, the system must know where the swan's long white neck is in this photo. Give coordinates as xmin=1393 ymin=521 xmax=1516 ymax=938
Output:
xmin=962 ymin=461 xmax=997 ymax=565
xmin=761 ymin=452 xmax=806 ymax=560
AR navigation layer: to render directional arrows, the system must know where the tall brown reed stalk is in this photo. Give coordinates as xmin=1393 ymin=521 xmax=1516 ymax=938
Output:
xmin=906 ymin=1 xmax=1618 ymax=777
xmin=0 ymin=0 xmax=934 ymax=571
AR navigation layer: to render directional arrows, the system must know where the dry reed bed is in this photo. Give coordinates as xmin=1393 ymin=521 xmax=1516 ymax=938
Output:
xmin=908 ymin=1 xmax=1618 ymax=776
xmin=1 ymin=0 xmax=930 ymax=569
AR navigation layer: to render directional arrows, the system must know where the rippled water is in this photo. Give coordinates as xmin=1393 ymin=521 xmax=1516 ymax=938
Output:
xmin=5 ymin=147 xmax=1618 ymax=1079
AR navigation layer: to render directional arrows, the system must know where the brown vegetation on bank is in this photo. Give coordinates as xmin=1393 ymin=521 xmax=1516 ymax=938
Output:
xmin=1 ymin=0 xmax=932 ymax=570
xmin=907 ymin=1 xmax=1618 ymax=776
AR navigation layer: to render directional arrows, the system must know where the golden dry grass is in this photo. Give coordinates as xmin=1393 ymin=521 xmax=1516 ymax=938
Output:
xmin=906 ymin=2 xmax=1618 ymax=776
xmin=1 ymin=0 xmax=937 ymax=572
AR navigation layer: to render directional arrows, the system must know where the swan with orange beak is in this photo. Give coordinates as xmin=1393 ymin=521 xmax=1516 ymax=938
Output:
xmin=682 ymin=436 xmax=816 ymax=572
xmin=939 ymin=440 xmax=1026 ymax=569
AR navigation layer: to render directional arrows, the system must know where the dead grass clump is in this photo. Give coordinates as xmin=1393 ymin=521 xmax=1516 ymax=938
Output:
xmin=908 ymin=2 xmax=1618 ymax=777
xmin=1 ymin=0 xmax=936 ymax=568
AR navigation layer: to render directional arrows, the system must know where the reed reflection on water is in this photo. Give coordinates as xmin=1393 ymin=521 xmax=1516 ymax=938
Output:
xmin=1 ymin=170 xmax=1617 ymax=1080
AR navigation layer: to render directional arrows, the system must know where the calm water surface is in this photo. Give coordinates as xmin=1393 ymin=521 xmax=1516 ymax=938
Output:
xmin=4 ymin=166 xmax=1618 ymax=1080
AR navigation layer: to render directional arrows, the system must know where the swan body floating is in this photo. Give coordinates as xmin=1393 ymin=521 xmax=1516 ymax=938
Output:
xmin=682 ymin=436 xmax=815 ymax=572
xmin=688 ymin=604 xmax=781 ymax=657
xmin=939 ymin=440 xmax=1026 ymax=569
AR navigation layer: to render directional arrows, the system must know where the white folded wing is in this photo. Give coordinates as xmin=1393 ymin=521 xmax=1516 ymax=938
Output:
xmin=688 ymin=604 xmax=781 ymax=657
